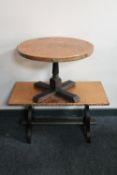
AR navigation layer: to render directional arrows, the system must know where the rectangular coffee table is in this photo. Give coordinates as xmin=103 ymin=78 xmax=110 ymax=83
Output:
xmin=8 ymin=81 xmax=109 ymax=144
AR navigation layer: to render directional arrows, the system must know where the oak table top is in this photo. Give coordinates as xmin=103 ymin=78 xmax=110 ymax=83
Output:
xmin=17 ymin=37 xmax=94 ymax=62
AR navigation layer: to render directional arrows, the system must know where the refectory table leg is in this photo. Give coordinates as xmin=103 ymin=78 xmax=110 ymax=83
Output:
xmin=83 ymin=105 xmax=91 ymax=143
xmin=26 ymin=105 xmax=33 ymax=144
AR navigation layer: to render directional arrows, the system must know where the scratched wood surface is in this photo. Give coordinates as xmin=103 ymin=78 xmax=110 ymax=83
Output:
xmin=8 ymin=81 xmax=109 ymax=106
xmin=17 ymin=37 xmax=94 ymax=62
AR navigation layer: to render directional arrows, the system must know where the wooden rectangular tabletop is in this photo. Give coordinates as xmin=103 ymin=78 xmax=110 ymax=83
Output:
xmin=8 ymin=81 xmax=109 ymax=106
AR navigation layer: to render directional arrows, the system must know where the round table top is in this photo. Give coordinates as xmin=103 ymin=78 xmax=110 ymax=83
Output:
xmin=17 ymin=37 xmax=94 ymax=62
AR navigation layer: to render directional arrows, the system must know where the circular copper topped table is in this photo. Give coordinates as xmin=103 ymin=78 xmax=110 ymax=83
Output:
xmin=17 ymin=37 xmax=94 ymax=103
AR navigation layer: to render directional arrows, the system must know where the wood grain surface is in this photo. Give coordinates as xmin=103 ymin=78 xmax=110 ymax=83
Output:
xmin=8 ymin=81 xmax=109 ymax=106
xmin=17 ymin=37 xmax=94 ymax=62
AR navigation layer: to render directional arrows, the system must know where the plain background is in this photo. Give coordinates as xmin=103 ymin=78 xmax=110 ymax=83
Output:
xmin=0 ymin=0 xmax=116 ymax=108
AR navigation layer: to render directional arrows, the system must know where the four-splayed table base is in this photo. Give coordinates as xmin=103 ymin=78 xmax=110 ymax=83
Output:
xmin=33 ymin=62 xmax=80 ymax=103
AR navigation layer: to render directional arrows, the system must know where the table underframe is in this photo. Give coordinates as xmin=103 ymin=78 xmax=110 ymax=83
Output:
xmin=21 ymin=105 xmax=94 ymax=144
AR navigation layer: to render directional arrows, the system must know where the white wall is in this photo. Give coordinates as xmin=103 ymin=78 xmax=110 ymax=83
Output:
xmin=0 ymin=0 xmax=117 ymax=108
